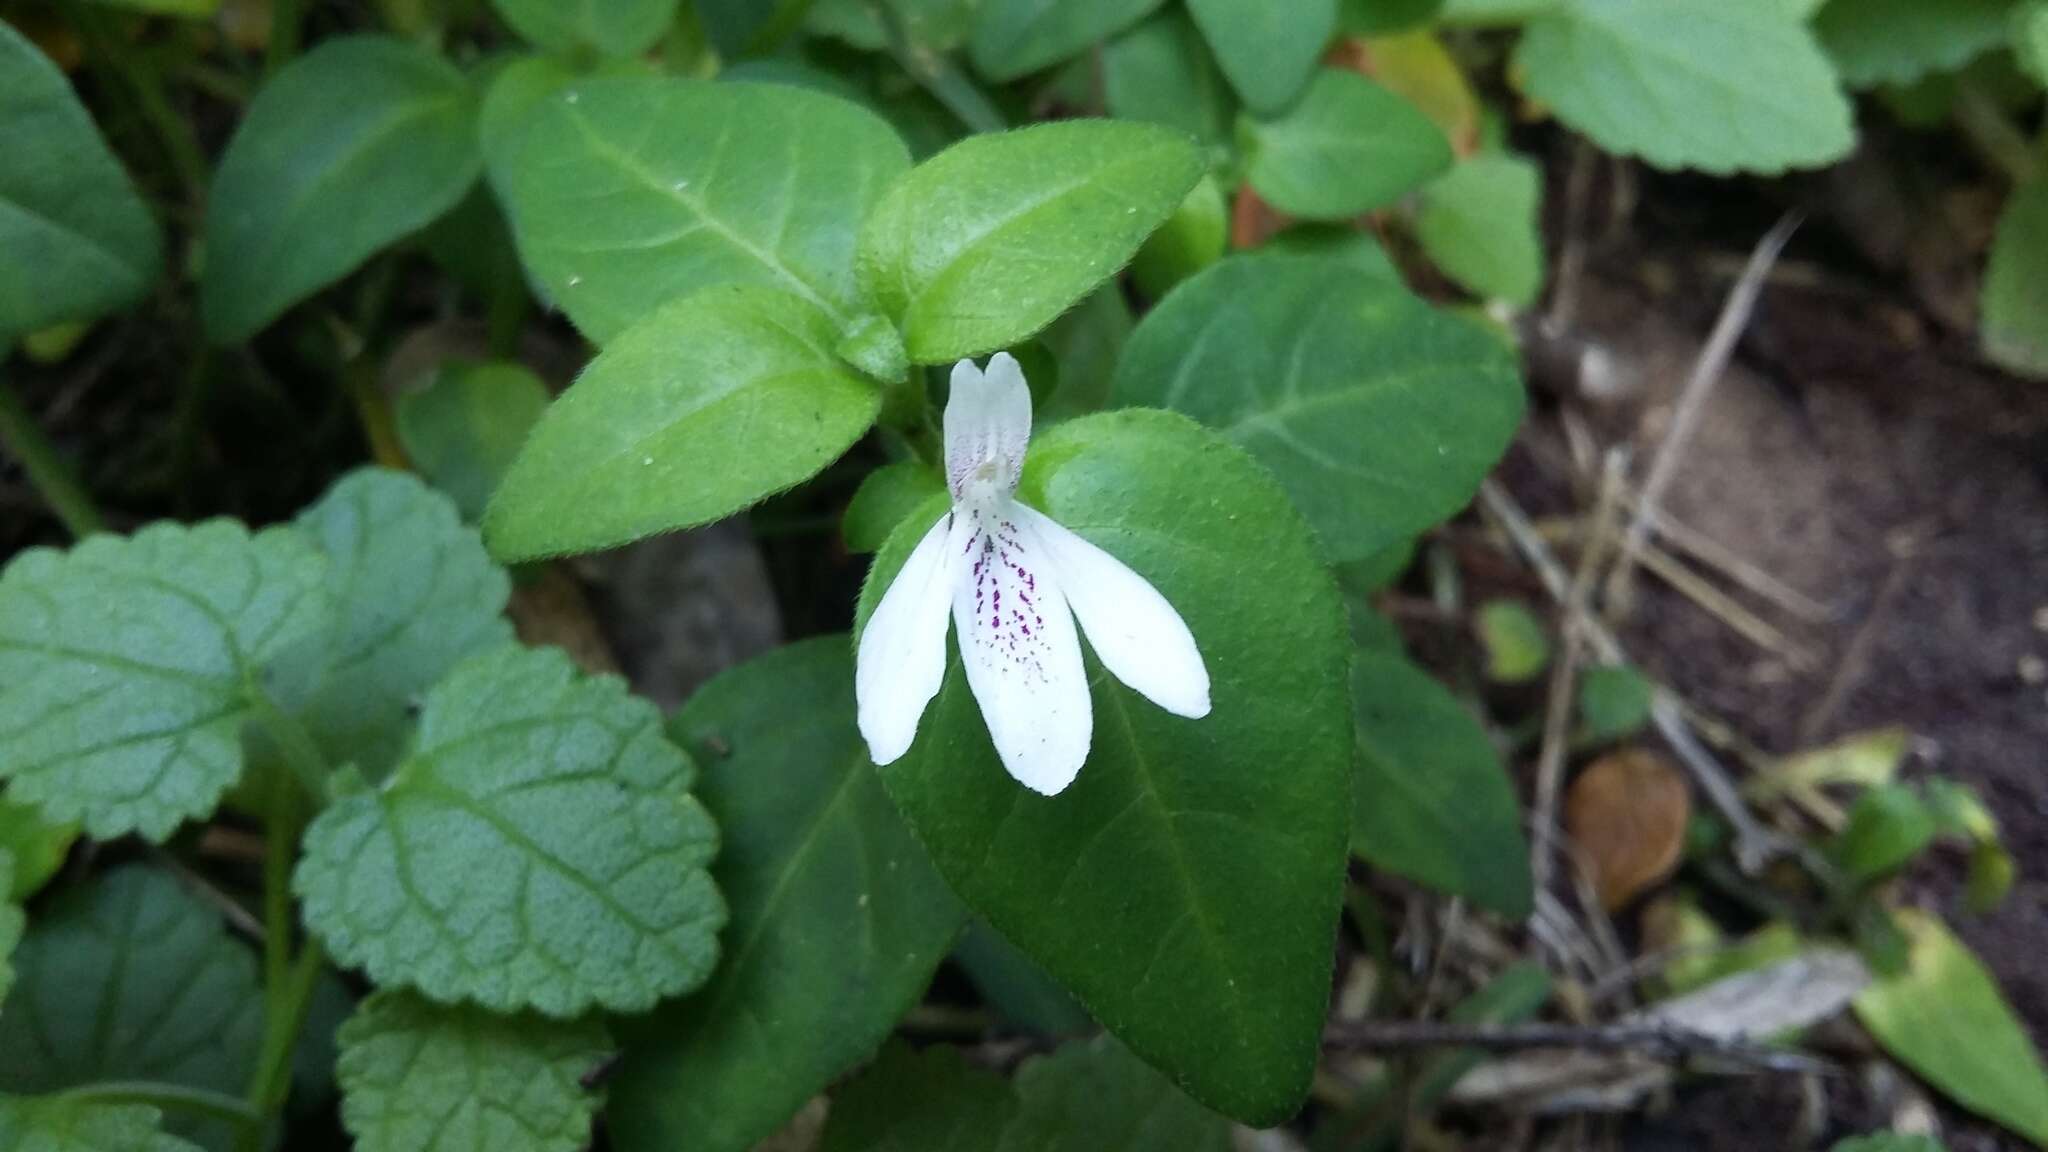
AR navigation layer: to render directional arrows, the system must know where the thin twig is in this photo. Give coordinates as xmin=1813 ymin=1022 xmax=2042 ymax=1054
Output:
xmin=1608 ymin=214 xmax=1802 ymax=611
xmin=0 ymin=376 xmax=103 ymax=538
xmin=1320 ymin=1020 xmax=1831 ymax=1075
xmin=1620 ymin=494 xmax=1834 ymax=624
xmin=1634 ymin=543 xmax=1819 ymax=671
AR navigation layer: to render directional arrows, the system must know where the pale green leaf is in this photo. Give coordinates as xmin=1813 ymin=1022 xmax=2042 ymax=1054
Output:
xmin=1131 ymin=176 xmax=1228 ymax=299
xmin=1417 ymin=153 xmax=1546 ymax=307
xmin=491 ymin=0 xmax=679 ymax=57
xmin=1103 ymin=10 xmax=1237 ymax=145
xmin=1352 ymin=649 xmax=1534 ymax=917
xmin=2016 ymin=1 xmax=2048 ymax=85
xmin=295 ymin=645 xmax=725 ymax=1016
xmin=1575 ymin=663 xmax=1652 ymax=745
xmin=845 ymin=462 xmax=946 ymax=554
xmin=1515 ymin=0 xmax=1855 ymax=175
xmin=0 ymin=867 xmax=261 ymax=1152
xmin=1816 ymin=0 xmax=2012 ymax=88
xmin=1854 ymin=910 xmax=2048 ymax=1144
xmin=968 ymin=0 xmax=1166 ymax=81
xmin=0 ymin=522 xmax=331 ymax=841
xmin=396 ymin=362 xmax=551 ymax=522
xmin=336 ymin=989 xmax=610 ymax=1152
xmin=202 ymin=37 xmax=479 ymax=343
xmin=1830 ymin=785 xmax=1937 ymax=884
xmin=607 ymin=639 xmax=964 ymax=1152
xmin=1983 ymin=180 xmax=2048 ymax=379
xmin=820 ymin=1043 xmax=1015 ymax=1152
xmin=1244 ymin=69 xmax=1453 ymax=221
xmin=495 ymin=76 xmax=909 ymax=342
xmin=0 ymin=23 xmax=160 ymax=336
xmin=0 ymin=793 xmax=74 ymax=901
xmin=857 ymin=411 xmax=1351 ymax=1125
xmin=0 ymin=1095 xmax=204 ymax=1152
xmin=483 ymin=285 xmax=882 ymax=561
xmin=999 ymin=1035 xmax=1231 ymax=1151
xmin=1186 ymin=0 xmax=1338 ymax=114
xmin=1111 ymin=253 xmax=1524 ymax=561
xmin=857 ymin=120 xmax=1204 ymax=364
xmin=1476 ymin=599 xmax=1550 ymax=683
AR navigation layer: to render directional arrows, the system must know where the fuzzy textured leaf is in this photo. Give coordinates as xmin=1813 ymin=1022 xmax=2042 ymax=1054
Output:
xmin=858 ymin=120 xmax=1204 ymax=363
xmin=1983 ymin=180 xmax=2048 ymax=380
xmin=0 ymin=522 xmax=331 ymax=841
xmin=608 ymin=639 xmax=964 ymax=1152
xmin=295 ymin=645 xmax=725 ymax=1017
xmin=491 ymin=0 xmax=680 ymax=57
xmin=1816 ymin=0 xmax=2013 ymax=88
xmin=0 ymin=23 xmax=160 ymax=336
xmin=495 ymin=76 xmax=909 ymax=342
xmin=968 ymin=0 xmax=1166 ymax=81
xmin=336 ymin=989 xmax=610 ymax=1152
xmin=484 ymin=285 xmax=881 ymax=561
xmin=1244 ymin=69 xmax=1452 ymax=221
xmin=0 ymin=1096 xmax=203 ymax=1152
xmin=1417 ymin=153 xmax=1546 ymax=307
xmin=202 ymin=37 xmax=479 ymax=342
xmin=1185 ymin=0 xmax=1338 ymax=114
xmin=1515 ymin=0 xmax=1855 ymax=175
xmin=857 ymin=411 xmax=1351 ymax=1125
xmin=1112 ymin=253 xmax=1524 ymax=561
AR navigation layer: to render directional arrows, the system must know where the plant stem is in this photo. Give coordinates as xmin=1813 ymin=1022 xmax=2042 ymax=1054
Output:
xmin=260 ymin=798 xmax=299 ymax=996
xmin=0 ymin=374 xmax=104 ymax=538
xmin=1953 ymin=80 xmax=2041 ymax=186
xmin=62 ymin=1082 xmax=262 ymax=1132
xmin=246 ymin=689 xmax=331 ymax=802
xmin=67 ymin=3 xmax=211 ymax=202
xmin=871 ymin=2 xmax=1006 ymax=134
xmin=237 ymin=941 xmax=324 ymax=1152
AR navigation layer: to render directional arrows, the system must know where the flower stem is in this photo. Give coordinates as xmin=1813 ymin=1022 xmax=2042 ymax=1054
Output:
xmin=0 ymin=374 xmax=104 ymax=539
xmin=236 ymin=940 xmax=324 ymax=1152
xmin=62 ymin=1082 xmax=262 ymax=1132
xmin=870 ymin=2 xmax=1006 ymax=135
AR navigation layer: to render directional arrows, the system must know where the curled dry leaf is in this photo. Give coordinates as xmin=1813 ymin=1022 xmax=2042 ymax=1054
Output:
xmin=1566 ymin=748 xmax=1692 ymax=911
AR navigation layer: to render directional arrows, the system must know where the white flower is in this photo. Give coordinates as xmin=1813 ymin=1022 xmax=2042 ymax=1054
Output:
xmin=856 ymin=353 xmax=1211 ymax=796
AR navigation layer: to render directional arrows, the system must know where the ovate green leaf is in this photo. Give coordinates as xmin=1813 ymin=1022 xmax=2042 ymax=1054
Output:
xmin=820 ymin=1043 xmax=1015 ymax=1152
xmin=968 ymin=0 xmax=1166 ymax=81
xmin=1185 ymin=0 xmax=1338 ymax=114
xmin=495 ymin=77 xmax=909 ymax=342
xmin=999 ymin=1035 xmax=1231 ymax=1151
xmin=1515 ymin=0 xmax=1855 ymax=175
xmin=0 ymin=522 xmax=331 ymax=841
xmin=1341 ymin=0 xmax=1446 ymax=35
xmin=2016 ymin=1 xmax=2048 ymax=85
xmin=1243 ymin=69 xmax=1453 ymax=221
xmin=336 ymin=990 xmax=610 ymax=1152
xmin=1476 ymin=598 xmax=1550 ymax=683
xmin=1854 ymin=911 xmax=2048 ymax=1143
xmin=858 ymin=411 xmax=1351 ymax=1125
xmin=1417 ymin=153 xmax=1546 ymax=307
xmin=1103 ymin=10 xmax=1237 ymax=146
xmin=1131 ymin=176 xmax=1228 ymax=299
xmin=1815 ymin=0 xmax=2012 ymax=88
xmin=608 ymin=639 xmax=964 ymax=1152
xmin=1111 ymin=254 xmax=1524 ymax=560
xmin=490 ymin=0 xmax=680 ymax=57
xmin=484 ymin=285 xmax=882 ymax=561
xmin=809 ymin=0 xmax=983 ymax=52
xmin=0 ymin=1096 xmax=203 ymax=1152
xmin=202 ymin=37 xmax=479 ymax=343
xmin=1982 ymin=180 xmax=2048 ymax=380
xmin=295 ymin=645 xmax=725 ymax=1016
xmin=1829 ymin=785 xmax=1937 ymax=884
xmin=858 ymin=120 xmax=1204 ymax=364
xmin=0 ymin=793 xmax=73 ymax=901
xmin=0 ymin=23 xmax=160 ymax=336
xmin=396 ymin=361 xmax=551 ymax=522
xmin=1352 ymin=649 xmax=1533 ymax=917
xmin=845 ymin=462 xmax=946 ymax=554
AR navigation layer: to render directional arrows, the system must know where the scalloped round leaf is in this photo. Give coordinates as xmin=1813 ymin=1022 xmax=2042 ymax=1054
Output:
xmin=857 ymin=120 xmax=1205 ymax=364
xmin=336 ymin=989 xmax=610 ymax=1152
xmin=484 ymin=285 xmax=882 ymax=562
xmin=0 ymin=1095 xmax=204 ymax=1152
xmin=1185 ymin=0 xmax=1337 ymax=114
xmin=294 ymin=645 xmax=724 ymax=1017
xmin=1515 ymin=0 xmax=1855 ymax=175
xmin=968 ymin=0 xmax=1165 ymax=82
xmin=1244 ymin=69 xmax=1453 ymax=221
xmin=855 ymin=411 xmax=1351 ymax=1126
xmin=0 ymin=23 xmax=161 ymax=335
xmin=490 ymin=0 xmax=680 ymax=57
xmin=608 ymin=639 xmax=965 ymax=1152
xmin=0 ymin=866 xmax=262 ymax=1151
xmin=1111 ymin=253 xmax=1524 ymax=561
xmin=1815 ymin=0 xmax=2012 ymax=89
xmin=494 ymin=76 xmax=909 ymax=342
xmin=201 ymin=37 xmax=480 ymax=343
xmin=0 ymin=521 xmax=332 ymax=841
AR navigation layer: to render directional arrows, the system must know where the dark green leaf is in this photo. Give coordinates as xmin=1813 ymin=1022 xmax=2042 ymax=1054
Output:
xmin=1103 ymin=10 xmax=1237 ymax=145
xmin=1417 ymin=153 xmax=1546 ymax=307
xmin=809 ymin=0 xmax=983 ymax=52
xmin=490 ymin=0 xmax=680 ymax=57
xmin=396 ymin=362 xmax=551 ymax=522
xmin=1244 ymin=70 xmax=1453 ymax=221
xmin=968 ymin=0 xmax=1166 ymax=81
xmin=1575 ymin=663 xmax=1653 ymax=745
xmin=820 ymin=1043 xmax=1016 ymax=1152
xmin=845 ymin=462 xmax=946 ymax=554
xmin=0 ymin=793 xmax=73 ymax=901
xmin=0 ymin=1095 xmax=203 ymax=1152
xmin=951 ymin=920 xmax=1093 ymax=1035
xmin=1829 ymin=785 xmax=1937 ymax=884
xmin=1265 ymin=226 xmax=1403 ymax=282
xmin=1185 ymin=0 xmax=1338 ymax=114
xmin=1037 ymin=289 xmax=1134 ymax=422
xmin=1983 ymin=180 xmax=2048 ymax=380
xmin=1816 ymin=0 xmax=2012 ymax=88
xmin=1000 ymin=1035 xmax=1231 ymax=1150
xmin=1131 ymin=176 xmax=1228 ymax=299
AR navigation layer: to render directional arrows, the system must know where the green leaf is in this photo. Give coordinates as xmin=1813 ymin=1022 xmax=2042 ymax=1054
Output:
xmin=1037 ymin=289 xmax=1134 ymax=422
xmin=1417 ymin=153 xmax=1546 ymax=307
xmin=820 ymin=1043 xmax=1016 ymax=1152
xmin=81 ymin=0 xmax=221 ymax=15
xmin=0 ymin=793 xmax=73 ymax=901
xmin=1575 ymin=663 xmax=1653 ymax=745
xmin=2016 ymin=1 xmax=2048 ymax=85
xmin=0 ymin=1095 xmax=203 ymax=1152
xmin=1829 ymin=1136 xmax=1947 ymax=1152
xmin=857 ymin=411 xmax=1351 ymax=1125
xmin=968 ymin=0 xmax=1166 ymax=81
xmin=1002 ymin=1035 xmax=1231 ymax=1150
xmin=1265 ymin=225 xmax=1403 ymax=282
xmin=0 ymin=522 xmax=331 ymax=841
xmin=1243 ymin=70 xmax=1453 ymax=222
xmin=336 ymin=989 xmax=610 ymax=1152
xmin=1515 ymin=0 xmax=1855 ymax=175
xmin=294 ymin=645 xmax=725 ymax=1017
xmin=1111 ymin=253 xmax=1524 ymax=561
xmin=607 ymin=639 xmax=964 ymax=1152
xmin=1103 ymin=10 xmax=1237 ymax=145
xmin=1131 ymin=176 xmax=1228 ymax=299
xmin=396 ymin=362 xmax=551 ymax=522
xmin=0 ymin=858 xmax=18 ymax=1003
xmin=1983 ymin=180 xmax=2048 ymax=380
xmin=809 ymin=0 xmax=983 ymax=52
xmin=951 ymin=921 xmax=1092 ymax=1035
xmin=846 ymin=462 xmax=946 ymax=554
xmin=1829 ymin=785 xmax=1937 ymax=884
xmin=494 ymin=76 xmax=909 ymax=342
xmin=1476 ymin=599 xmax=1550 ymax=683
xmin=484 ymin=285 xmax=882 ymax=561
xmin=0 ymin=23 xmax=160 ymax=337
xmin=1185 ymin=0 xmax=1338 ymax=114
xmin=287 ymin=469 xmax=513 ymax=779
xmin=1853 ymin=910 xmax=2048 ymax=1144
xmin=1351 ymin=649 xmax=1534 ymax=917
xmin=1815 ymin=0 xmax=2012 ymax=88
xmin=0 ymin=867 xmax=261 ymax=1152
xmin=202 ymin=37 xmax=479 ymax=343
xmin=857 ymin=120 xmax=1205 ymax=364
xmin=490 ymin=0 xmax=680 ymax=57
xmin=1341 ymin=0 xmax=1447 ymax=35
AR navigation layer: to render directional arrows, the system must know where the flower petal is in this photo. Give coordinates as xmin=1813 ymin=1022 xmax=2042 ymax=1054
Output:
xmin=1018 ymin=504 xmax=1211 ymax=719
xmin=857 ymin=511 xmax=963 ymax=765
xmin=944 ymin=352 xmax=1031 ymax=500
xmin=954 ymin=501 xmax=1091 ymax=795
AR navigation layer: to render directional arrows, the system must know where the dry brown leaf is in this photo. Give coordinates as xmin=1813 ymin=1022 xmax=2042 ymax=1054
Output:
xmin=1566 ymin=748 xmax=1691 ymax=910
